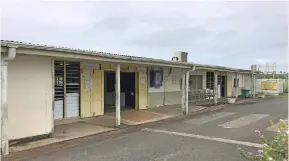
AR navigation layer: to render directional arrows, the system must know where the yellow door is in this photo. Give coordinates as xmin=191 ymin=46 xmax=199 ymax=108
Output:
xmin=91 ymin=69 xmax=104 ymax=116
xmin=137 ymin=71 xmax=147 ymax=109
xmin=80 ymin=69 xmax=92 ymax=118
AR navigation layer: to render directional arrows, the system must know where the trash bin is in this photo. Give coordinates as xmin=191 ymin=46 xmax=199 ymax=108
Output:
xmin=241 ymin=89 xmax=250 ymax=98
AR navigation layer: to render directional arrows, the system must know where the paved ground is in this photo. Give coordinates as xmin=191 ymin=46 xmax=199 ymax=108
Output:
xmin=4 ymin=97 xmax=288 ymax=161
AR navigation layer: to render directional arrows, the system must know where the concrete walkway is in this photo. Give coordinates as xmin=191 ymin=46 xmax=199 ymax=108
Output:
xmin=10 ymin=121 xmax=115 ymax=153
xmin=147 ymin=104 xmax=207 ymax=117
xmin=9 ymin=98 xmax=256 ymax=153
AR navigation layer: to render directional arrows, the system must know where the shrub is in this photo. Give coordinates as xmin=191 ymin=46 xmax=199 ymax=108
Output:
xmin=240 ymin=120 xmax=288 ymax=161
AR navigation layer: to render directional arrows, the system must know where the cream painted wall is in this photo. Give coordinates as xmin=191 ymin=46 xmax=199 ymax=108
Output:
xmin=243 ymin=74 xmax=252 ymax=91
xmin=237 ymin=73 xmax=244 ymax=88
xmin=148 ymin=67 xmax=182 ymax=93
xmin=148 ymin=67 xmax=182 ymax=107
xmin=228 ymin=73 xmax=252 ymax=96
xmin=8 ymin=54 xmax=53 ymax=140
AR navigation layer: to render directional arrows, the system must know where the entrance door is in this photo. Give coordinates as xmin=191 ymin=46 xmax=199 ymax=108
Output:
xmin=80 ymin=64 xmax=104 ymax=118
xmin=218 ymin=75 xmax=226 ymax=98
xmin=137 ymin=70 xmax=147 ymax=109
xmin=221 ymin=76 xmax=226 ymax=97
xmin=121 ymin=73 xmax=135 ymax=108
xmin=80 ymin=69 xmax=92 ymax=118
xmin=91 ymin=70 xmax=104 ymax=116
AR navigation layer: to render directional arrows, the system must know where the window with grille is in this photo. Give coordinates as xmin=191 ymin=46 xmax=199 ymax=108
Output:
xmin=189 ymin=75 xmax=203 ymax=90
xmin=206 ymin=72 xmax=215 ymax=90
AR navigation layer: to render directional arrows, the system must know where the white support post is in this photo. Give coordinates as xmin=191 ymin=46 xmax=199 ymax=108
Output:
xmin=235 ymin=72 xmax=238 ymax=97
xmin=214 ymin=72 xmax=218 ymax=105
xmin=253 ymin=74 xmax=256 ymax=98
xmin=181 ymin=71 xmax=186 ymax=114
xmin=185 ymin=70 xmax=189 ymax=114
xmin=115 ymin=64 xmax=121 ymax=126
xmin=0 ymin=52 xmax=2 ymax=160
xmin=251 ymin=73 xmax=254 ymax=98
xmin=1 ymin=60 xmax=8 ymax=155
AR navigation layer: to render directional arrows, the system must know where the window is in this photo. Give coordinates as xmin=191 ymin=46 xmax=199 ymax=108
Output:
xmin=150 ymin=71 xmax=163 ymax=88
xmin=206 ymin=72 xmax=215 ymax=90
xmin=234 ymin=78 xmax=239 ymax=87
xmin=155 ymin=72 xmax=162 ymax=86
xmin=189 ymin=75 xmax=203 ymax=90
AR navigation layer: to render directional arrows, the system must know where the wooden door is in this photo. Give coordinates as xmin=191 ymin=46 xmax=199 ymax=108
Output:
xmin=91 ymin=69 xmax=104 ymax=116
xmin=80 ymin=69 xmax=92 ymax=118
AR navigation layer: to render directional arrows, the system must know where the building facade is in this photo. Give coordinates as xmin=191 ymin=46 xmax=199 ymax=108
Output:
xmin=1 ymin=41 xmax=192 ymax=143
xmin=0 ymin=41 xmax=254 ymax=154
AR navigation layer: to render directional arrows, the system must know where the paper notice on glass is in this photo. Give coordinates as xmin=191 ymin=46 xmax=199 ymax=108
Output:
xmin=85 ymin=79 xmax=92 ymax=89
xmin=84 ymin=71 xmax=92 ymax=89
xmin=140 ymin=77 xmax=146 ymax=85
xmin=141 ymin=72 xmax=147 ymax=78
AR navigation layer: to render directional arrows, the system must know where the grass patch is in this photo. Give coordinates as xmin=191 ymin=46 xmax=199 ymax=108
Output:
xmin=278 ymin=93 xmax=288 ymax=98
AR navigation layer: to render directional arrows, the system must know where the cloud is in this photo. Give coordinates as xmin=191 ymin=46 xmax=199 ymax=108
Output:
xmin=1 ymin=1 xmax=288 ymax=72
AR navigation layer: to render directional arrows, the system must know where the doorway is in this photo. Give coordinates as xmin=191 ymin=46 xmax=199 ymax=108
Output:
xmin=219 ymin=75 xmax=227 ymax=97
xmin=104 ymin=71 xmax=136 ymax=113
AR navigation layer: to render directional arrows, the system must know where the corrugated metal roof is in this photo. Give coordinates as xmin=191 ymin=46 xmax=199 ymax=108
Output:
xmin=1 ymin=40 xmax=191 ymax=67
xmin=194 ymin=63 xmax=251 ymax=73
xmin=1 ymin=40 xmax=252 ymax=73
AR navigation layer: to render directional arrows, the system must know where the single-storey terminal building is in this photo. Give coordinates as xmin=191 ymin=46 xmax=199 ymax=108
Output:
xmin=0 ymin=40 xmax=255 ymax=155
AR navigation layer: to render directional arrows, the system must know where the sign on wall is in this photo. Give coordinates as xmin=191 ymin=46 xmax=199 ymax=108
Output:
xmin=84 ymin=64 xmax=100 ymax=70
xmin=261 ymin=80 xmax=278 ymax=90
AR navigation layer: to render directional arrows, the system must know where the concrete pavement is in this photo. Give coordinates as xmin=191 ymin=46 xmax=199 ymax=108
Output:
xmin=3 ymin=97 xmax=288 ymax=161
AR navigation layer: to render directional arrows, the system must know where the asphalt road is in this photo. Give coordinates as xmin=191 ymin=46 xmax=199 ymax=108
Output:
xmin=10 ymin=98 xmax=289 ymax=161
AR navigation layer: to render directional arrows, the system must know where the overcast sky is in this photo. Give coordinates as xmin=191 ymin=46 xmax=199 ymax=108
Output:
xmin=1 ymin=1 xmax=288 ymax=72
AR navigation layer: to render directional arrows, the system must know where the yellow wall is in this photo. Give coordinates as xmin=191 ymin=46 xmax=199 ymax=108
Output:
xmin=80 ymin=63 xmax=147 ymax=116
xmin=8 ymin=55 xmax=53 ymax=140
xmin=101 ymin=64 xmax=137 ymax=72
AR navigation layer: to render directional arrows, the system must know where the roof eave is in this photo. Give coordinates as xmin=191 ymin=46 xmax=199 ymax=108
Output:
xmin=1 ymin=41 xmax=191 ymax=69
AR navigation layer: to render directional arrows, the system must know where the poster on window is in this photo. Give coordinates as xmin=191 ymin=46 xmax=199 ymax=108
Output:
xmin=140 ymin=71 xmax=147 ymax=85
xmin=83 ymin=71 xmax=92 ymax=89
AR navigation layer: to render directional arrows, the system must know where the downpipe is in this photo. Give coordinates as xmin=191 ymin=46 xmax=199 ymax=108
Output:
xmin=1 ymin=46 xmax=17 ymax=156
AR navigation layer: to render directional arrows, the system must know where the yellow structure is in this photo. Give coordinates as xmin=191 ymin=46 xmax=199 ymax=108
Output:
xmin=261 ymin=80 xmax=278 ymax=90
